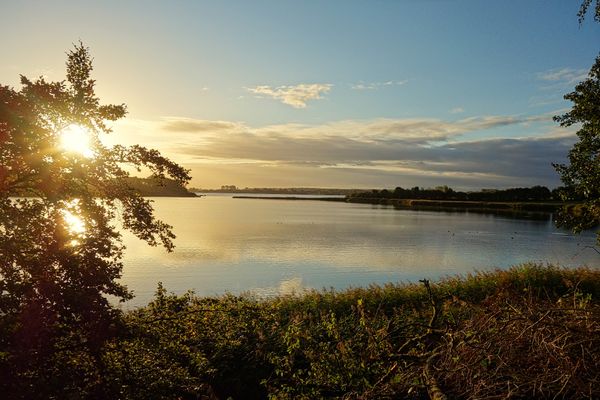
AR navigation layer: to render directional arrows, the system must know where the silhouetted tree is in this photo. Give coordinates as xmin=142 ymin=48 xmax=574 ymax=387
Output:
xmin=0 ymin=43 xmax=190 ymax=397
xmin=578 ymin=0 xmax=600 ymax=23
xmin=553 ymin=55 xmax=600 ymax=243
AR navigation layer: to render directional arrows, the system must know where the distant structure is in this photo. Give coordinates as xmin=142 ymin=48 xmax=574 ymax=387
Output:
xmin=221 ymin=185 xmax=238 ymax=191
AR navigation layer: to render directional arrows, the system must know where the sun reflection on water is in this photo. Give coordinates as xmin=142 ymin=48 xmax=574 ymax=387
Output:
xmin=60 ymin=199 xmax=86 ymax=245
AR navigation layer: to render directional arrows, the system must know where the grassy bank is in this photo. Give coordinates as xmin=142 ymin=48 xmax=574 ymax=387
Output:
xmin=94 ymin=264 xmax=600 ymax=399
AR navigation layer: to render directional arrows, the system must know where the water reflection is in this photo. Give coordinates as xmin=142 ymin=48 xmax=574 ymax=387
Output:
xmin=390 ymin=204 xmax=554 ymax=221
xmin=60 ymin=199 xmax=86 ymax=246
xmin=252 ymin=277 xmax=306 ymax=297
xmin=118 ymin=196 xmax=599 ymax=307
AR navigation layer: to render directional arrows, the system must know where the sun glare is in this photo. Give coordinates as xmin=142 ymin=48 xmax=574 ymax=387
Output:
xmin=59 ymin=124 xmax=94 ymax=158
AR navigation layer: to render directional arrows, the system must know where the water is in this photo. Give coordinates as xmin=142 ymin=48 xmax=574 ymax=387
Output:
xmin=118 ymin=194 xmax=599 ymax=307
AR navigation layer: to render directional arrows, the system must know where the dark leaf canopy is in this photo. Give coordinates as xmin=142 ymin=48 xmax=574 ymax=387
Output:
xmin=0 ymin=43 xmax=190 ymax=343
xmin=553 ymin=55 xmax=600 ymax=241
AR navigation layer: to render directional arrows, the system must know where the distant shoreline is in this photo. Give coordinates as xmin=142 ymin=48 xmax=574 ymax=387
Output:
xmin=192 ymin=188 xmax=364 ymax=196
xmin=232 ymin=195 xmax=346 ymax=202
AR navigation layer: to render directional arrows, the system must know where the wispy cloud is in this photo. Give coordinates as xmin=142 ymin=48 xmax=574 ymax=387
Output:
xmin=350 ymin=80 xmax=407 ymax=90
xmin=450 ymin=107 xmax=465 ymax=114
xmin=161 ymin=117 xmax=242 ymax=133
xmin=537 ymin=67 xmax=588 ymax=88
xmin=528 ymin=94 xmax=564 ymax=108
xmin=246 ymin=83 xmax=332 ymax=108
xmin=530 ymin=67 xmax=588 ymax=107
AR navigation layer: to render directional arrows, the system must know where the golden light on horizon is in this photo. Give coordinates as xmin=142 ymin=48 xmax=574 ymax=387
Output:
xmin=59 ymin=124 xmax=94 ymax=158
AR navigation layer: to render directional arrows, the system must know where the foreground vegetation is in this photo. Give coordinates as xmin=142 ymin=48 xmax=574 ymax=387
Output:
xmin=4 ymin=264 xmax=599 ymax=399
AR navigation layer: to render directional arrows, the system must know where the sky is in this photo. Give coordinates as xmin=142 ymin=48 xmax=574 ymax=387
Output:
xmin=1 ymin=0 xmax=599 ymax=190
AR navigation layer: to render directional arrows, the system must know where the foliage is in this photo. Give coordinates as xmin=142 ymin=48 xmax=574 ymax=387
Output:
xmin=101 ymin=286 xmax=277 ymax=399
xmin=553 ymin=54 xmax=600 ymax=242
xmin=579 ymin=0 xmax=600 ymax=23
xmin=0 ymin=44 xmax=189 ymax=397
xmin=96 ymin=265 xmax=600 ymax=399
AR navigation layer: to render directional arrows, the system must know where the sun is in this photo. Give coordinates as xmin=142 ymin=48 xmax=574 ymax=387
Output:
xmin=59 ymin=124 xmax=94 ymax=158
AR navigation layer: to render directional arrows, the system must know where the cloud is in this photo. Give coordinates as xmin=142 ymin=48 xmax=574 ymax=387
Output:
xmin=528 ymin=94 xmax=564 ymax=108
xmin=177 ymin=127 xmax=572 ymax=176
xmin=246 ymin=83 xmax=332 ymax=108
xmin=161 ymin=117 xmax=242 ymax=133
xmin=161 ymin=114 xmax=550 ymax=145
xmin=537 ymin=68 xmax=588 ymax=85
xmin=351 ymin=80 xmax=408 ymax=90
xmin=167 ymin=114 xmax=564 ymax=187
xmin=110 ymin=113 xmax=568 ymax=190
xmin=450 ymin=107 xmax=465 ymax=114
xmin=530 ymin=67 xmax=589 ymax=108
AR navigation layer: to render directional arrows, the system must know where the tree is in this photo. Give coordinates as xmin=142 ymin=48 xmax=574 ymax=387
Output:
xmin=578 ymin=0 xmax=600 ymax=23
xmin=0 ymin=43 xmax=190 ymax=397
xmin=553 ymin=54 xmax=600 ymax=243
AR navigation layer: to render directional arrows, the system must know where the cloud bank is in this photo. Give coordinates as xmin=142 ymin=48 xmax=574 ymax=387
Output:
xmin=111 ymin=113 xmax=572 ymax=189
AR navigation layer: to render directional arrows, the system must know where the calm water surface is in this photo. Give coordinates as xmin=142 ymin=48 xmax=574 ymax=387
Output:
xmin=119 ymin=195 xmax=599 ymax=306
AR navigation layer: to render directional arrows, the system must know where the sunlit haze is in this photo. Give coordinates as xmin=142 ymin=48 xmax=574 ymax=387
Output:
xmin=3 ymin=1 xmax=599 ymax=189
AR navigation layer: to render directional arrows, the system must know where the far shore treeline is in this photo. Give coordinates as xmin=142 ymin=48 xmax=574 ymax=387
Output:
xmin=197 ymin=184 xmax=581 ymax=203
xmin=347 ymin=185 xmax=582 ymax=203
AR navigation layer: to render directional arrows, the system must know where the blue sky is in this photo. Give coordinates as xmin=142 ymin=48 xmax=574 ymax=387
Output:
xmin=1 ymin=1 xmax=599 ymax=189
